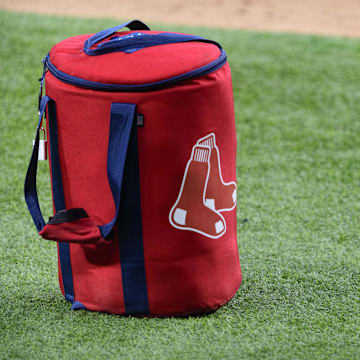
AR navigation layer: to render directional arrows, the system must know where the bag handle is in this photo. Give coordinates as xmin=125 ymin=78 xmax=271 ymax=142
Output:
xmin=84 ymin=21 xmax=222 ymax=56
xmin=98 ymin=103 xmax=136 ymax=237
xmin=84 ymin=20 xmax=150 ymax=55
xmin=24 ymin=96 xmax=51 ymax=231
xmin=25 ymin=98 xmax=136 ymax=240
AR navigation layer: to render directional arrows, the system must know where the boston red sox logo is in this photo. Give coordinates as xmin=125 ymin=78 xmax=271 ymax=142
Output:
xmin=169 ymin=133 xmax=237 ymax=238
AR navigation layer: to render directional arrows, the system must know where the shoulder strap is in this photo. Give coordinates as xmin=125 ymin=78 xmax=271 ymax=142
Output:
xmin=24 ymin=96 xmax=51 ymax=232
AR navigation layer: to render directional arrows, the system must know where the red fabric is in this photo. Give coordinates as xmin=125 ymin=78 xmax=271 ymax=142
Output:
xmin=50 ymin=31 xmax=221 ymax=85
xmin=45 ymin=52 xmax=241 ymax=315
xmin=39 ymin=216 xmax=103 ymax=244
xmin=68 ymin=225 xmax=126 ymax=314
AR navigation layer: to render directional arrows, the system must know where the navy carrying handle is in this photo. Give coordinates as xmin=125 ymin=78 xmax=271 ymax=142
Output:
xmin=24 ymin=96 xmax=51 ymax=232
xmin=84 ymin=19 xmax=150 ymax=55
xmin=25 ymin=97 xmax=136 ymax=240
xmin=84 ymin=20 xmax=221 ymax=55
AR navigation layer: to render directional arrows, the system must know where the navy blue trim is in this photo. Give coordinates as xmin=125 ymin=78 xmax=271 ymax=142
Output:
xmin=47 ymin=100 xmax=75 ymax=303
xmin=84 ymin=20 xmax=150 ymax=54
xmin=71 ymin=301 xmax=87 ymax=310
xmin=58 ymin=243 xmax=74 ymax=303
xmin=24 ymin=96 xmax=51 ymax=232
xmin=44 ymin=47 xmax=227 ymax=92
xmin=117 ymin=107 xmax=149 ymax=315
xmin=99 ymin=103 xmax=136 ymax=238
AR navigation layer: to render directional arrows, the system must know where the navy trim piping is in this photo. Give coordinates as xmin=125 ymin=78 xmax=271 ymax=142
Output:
xmin=44 ymin=48 xmax=227 ymax=92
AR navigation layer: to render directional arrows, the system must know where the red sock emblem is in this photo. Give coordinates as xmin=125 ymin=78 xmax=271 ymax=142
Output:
xmin=169 ymin=133 xmax=237 ymax=239
xmin=197 ymin=133 xmax=237 ymax=212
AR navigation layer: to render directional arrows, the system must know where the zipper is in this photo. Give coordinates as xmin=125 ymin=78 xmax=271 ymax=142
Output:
xmin=43 ymin=49 xmax=227 ymax=93
xmin=38 ymin=57 xmax=48 ymax=110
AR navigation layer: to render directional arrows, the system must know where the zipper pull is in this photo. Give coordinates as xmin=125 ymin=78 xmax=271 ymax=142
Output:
xmin=38 ymin=56 xmax=48 ymax=112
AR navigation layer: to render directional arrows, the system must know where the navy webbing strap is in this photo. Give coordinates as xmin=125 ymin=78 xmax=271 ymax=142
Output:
xmin=47 ymin=100 xmax=75 ymax=303
xmin=98 ymin=103 xmax=149 ymax=314
xmin=24 ymin=96 xmax=51 ymax=232
xmin=24 ymin=99 xmax=148 ymax=312
xmin=85 ymin=32 xmax=221 ymax=56
xmin=24 ymin=97 xmax=75 ymax=302
xmin=116 ymin=105 xmax=149 ymax=315
xmin=84 ymin=20 xmax=150 ymax=55
xmin=83 ymin=20 xmax=222 ymax=56
xmin=98 ymin=103 xmax=136 ymax=238
xmin=25 ymin=100 xmax=136 ymax=240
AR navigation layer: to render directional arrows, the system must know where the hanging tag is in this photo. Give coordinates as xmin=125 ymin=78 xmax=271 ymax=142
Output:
xmin=32 ymin=128 xmax=48 ymax=160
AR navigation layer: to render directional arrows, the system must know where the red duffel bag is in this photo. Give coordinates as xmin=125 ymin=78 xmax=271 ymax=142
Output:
xmin=25 ymin=20 xmax=242 ymax=316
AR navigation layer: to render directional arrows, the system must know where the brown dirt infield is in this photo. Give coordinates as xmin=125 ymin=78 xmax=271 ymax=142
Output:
xmin=1 ymin=0 xmax=360 ymax=37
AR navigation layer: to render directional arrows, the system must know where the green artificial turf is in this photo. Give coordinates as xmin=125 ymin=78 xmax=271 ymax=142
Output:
xmin=0 ymin=10 xmax=359 ymax=360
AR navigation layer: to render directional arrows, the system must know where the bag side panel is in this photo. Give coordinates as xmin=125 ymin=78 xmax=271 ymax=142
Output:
xmin=45 ymin=62 xmax=241 ymax=316
xmin=137 ymin=63 xmax=241 ymax=315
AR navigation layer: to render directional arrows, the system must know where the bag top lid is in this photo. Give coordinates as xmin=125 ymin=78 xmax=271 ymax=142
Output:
xmin=48 ymin=20 xmax=226 ymax=88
